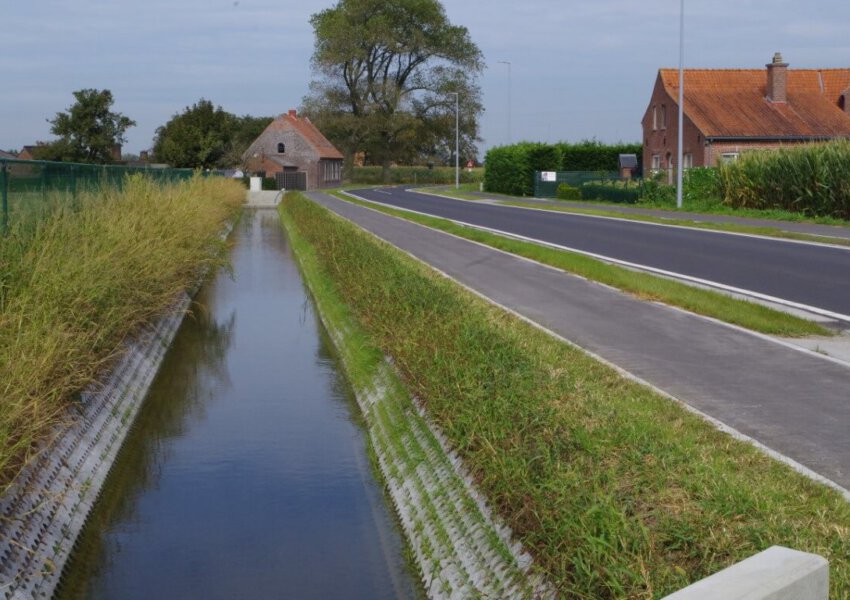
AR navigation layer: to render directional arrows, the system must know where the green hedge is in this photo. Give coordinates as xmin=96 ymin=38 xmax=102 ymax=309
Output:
xmin=352 ymin=166 xmax=483 ymax=185
xmin=557 ymin=140 xmax=643 ymax=172
xmin=484 ymin=143 xmax=563 ymax=196
xmin=485 ymin=141 xmax=642 ymax=196
xmin=718 ymin=141 xmax=850 ymax=219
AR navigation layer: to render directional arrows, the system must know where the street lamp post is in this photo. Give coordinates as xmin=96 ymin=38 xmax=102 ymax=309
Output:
xmin=498 ymin=60 xmax=512 ymax=144
xmin=449 ymin=92 xmax=459 ymax=189
xmin=676 ymin=0 xmax=685 ymax=209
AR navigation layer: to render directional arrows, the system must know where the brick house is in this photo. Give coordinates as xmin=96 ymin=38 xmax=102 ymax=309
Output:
xmin=243 ymin=109 xmax=343 ymax=190
xmin=642 ymin=53 xmax=850 ymax=176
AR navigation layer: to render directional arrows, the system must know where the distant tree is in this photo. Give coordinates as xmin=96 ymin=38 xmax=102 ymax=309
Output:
xmin=34 ymin=89 xmax=135 ymax=163
xmin=153 ymin=99 xmax=237 ymax=169
xmin=304 ymin=0 xmax=484 ymax=180
xmin=222 ymin=115 xmax=274 ymax=167
xmin=153 ymin=101 xmax=272 ymax=169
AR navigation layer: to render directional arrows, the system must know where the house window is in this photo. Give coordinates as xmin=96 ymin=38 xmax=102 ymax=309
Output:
xmin=652 ymin=106 xmax=658 ymax=131
xmin=651 ymin=154 xmax=661 ymax=170
xmin=720 ymin=152 xmax=739 ymax=163
xmin=683 ymin=153 xmax=693 ymax=169
xmin=661 ymin=104 xmax=667 ymax=129
xmin=277 ymin=143 xmax=285 ymax=153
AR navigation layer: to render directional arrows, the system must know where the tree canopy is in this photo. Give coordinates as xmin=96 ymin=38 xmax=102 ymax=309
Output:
xmin=153 ymin=99 xmax=272 ymax=169
xmin=304 ymin=0 xmax=484 ymax=177
xmin=34 ymin=89 xmax=135 ymax=163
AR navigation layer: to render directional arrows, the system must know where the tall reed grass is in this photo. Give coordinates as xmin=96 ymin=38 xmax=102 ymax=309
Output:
xmin=718 ymin=141 xmax=850 ymax=219
xmin=0 ymin=175 xmax=243 ymax=492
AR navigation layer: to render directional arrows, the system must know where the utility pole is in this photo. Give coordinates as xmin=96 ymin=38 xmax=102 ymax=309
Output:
xmin=450 ymin=92 xmax=459 ymax=189
xmin=498 ymin=61 xmax=512 ymax=144
xmin=676 ymin=0 xmax=685 ymax=209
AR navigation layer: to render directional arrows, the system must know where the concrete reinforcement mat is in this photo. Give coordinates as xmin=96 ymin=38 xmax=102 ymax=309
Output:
xmin=0 ymin=297 xmax=190 ymax=599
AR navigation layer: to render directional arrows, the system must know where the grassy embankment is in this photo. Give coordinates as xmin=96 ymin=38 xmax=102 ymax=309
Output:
xmin=333 ymin=192 xmax=828 ymax=338
xmin=283 ymin=193 xmax=850 ymax=598
xmin=0 ymin=175 xmax=244 ymax=492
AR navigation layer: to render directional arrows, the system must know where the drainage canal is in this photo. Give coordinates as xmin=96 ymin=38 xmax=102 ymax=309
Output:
xmin=56 ymin=209 xmax=421 ymax=599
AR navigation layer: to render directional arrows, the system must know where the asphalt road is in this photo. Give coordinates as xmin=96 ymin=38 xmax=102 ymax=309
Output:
xmin=350 ymin=186 xmax=850 ymax=317
xmin=308 ymin=191 xmax=850 ymax=491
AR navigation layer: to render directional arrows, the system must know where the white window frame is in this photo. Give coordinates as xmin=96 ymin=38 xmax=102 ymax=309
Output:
xmin=683 ymin=153 xmax=693 ymax=169
xmin=651 ymin=154 xmax=661 ymax=170
xmin=720 ymin=152 xmax=739 ymax=164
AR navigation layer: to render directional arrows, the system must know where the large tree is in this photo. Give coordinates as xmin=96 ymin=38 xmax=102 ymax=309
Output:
xmin=153 ymin=100 xmax=272 ymax=169
xmin=304 ymin=0 xmax=484 ymax=179
xmin=35 ymin=89 xmax=135 ymax=163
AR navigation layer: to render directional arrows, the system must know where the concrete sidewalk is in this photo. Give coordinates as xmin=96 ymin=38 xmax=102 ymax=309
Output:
xmin=461 ymin=190 xmax=850 ymax=241
xmin=307 ymin=191 xmax=850 ymax=492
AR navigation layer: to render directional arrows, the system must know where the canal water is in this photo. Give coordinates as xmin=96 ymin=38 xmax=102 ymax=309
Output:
xmin=57 ymin=209 xmax=420 ymax=599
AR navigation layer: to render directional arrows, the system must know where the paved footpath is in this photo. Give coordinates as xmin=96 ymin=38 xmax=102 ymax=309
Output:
xmin=307 ymin=191 xmax=850 ymax=491
xmin=465 ymin=190 xmax=850 ymax=241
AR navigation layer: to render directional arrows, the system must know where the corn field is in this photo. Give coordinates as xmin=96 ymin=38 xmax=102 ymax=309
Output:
xmin=718 ymin=140 xmax=850 ymax=219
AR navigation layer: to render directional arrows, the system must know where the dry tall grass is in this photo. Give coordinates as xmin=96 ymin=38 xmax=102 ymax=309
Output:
xmin=0 ymin=174 xmax=243 ymax=492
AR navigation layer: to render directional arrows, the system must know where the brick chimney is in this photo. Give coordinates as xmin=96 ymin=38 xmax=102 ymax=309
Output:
xmin=288 ymin=108 xmax=297 ymax=118
xmin=766 ymin=52 xmax=789 ymax=103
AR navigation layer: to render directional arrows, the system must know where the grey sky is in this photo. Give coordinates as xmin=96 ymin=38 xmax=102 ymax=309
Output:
xmin=3 ymin=0 xmax=850 ymax=157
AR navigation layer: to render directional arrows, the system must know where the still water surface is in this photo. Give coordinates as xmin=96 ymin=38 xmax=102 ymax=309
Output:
xmin=57 ymin=209 xmax=420 ymax=599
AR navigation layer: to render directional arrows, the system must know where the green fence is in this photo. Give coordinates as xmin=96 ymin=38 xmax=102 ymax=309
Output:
xmin=1 ymin=158 xmax=219 ymax=233
xmin=533 ymin=170 xmax=620 ymax=197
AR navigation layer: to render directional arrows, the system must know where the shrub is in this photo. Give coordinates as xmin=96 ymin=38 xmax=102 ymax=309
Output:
xmin=580 ymin=180 xmax=641 ymax=204
xmin=556 ymin=183 xmax=581 ymax=200
xmin=639 ymin=178 xmax=676 ymax=205
xmin=718 ymin=141 xmax=850 ymax=219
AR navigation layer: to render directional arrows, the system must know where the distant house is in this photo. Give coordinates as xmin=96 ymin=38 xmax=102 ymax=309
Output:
xmin=0 ymin=150 xmax=17 ymax=160
xmin=243 ymin=109 xmax=343 ymax=190
xmin=16 ymin=145 xmax=42 ymax=160
xmin=642 ymin=53 xmax=850 ymax=175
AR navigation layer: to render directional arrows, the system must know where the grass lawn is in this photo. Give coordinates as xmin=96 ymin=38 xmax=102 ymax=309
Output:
xmin=282 ymin=192 xmax=850 ymax=599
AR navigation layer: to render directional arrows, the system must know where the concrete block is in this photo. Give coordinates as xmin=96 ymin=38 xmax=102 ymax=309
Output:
xmin=663 ymin=546 xmax=828 ymax=600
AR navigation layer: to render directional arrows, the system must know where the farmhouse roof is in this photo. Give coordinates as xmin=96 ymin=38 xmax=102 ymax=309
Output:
xmin=659 ymin=68 xmax=850 ymax=139
xmin=264 ymin=110 xmax=344 ymax=160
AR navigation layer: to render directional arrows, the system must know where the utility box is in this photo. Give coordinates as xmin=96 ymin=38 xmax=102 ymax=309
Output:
xmin=249 ymin=177 xmax=262 ymax=192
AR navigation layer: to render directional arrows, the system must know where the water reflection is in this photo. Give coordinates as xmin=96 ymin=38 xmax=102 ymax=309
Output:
xmin=57 ymin=210 xmax=420 ymax=600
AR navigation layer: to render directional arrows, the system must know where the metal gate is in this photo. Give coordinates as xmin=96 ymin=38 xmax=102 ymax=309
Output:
xmin=275 ymin=171 xmax=307 ymax=191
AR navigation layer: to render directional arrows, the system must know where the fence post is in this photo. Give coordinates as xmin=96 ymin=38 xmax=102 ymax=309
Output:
xmin=71 ymin=165 xmax=77 ymax=205
xmin=1 ymin=160 xmax=8 ymax=234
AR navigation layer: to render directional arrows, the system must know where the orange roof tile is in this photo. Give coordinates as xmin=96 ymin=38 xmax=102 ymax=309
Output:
xmin=264 ymin=112 xmax=344 ymax=160
xmin=659 ymin=68 xmax=850 ymax=138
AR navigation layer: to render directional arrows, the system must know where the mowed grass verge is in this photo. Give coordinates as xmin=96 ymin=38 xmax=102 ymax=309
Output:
xmin=284 ymin=193 xmax=850 ymax=599
xmin=333 ymin=192 xmax=828 ymax=338
xmin=0 ymin=175 xmax=244 ymax=492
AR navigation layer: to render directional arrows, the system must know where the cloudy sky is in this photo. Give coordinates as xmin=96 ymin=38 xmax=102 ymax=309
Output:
xmin=3 ymin=0 xmax=850 ymax=156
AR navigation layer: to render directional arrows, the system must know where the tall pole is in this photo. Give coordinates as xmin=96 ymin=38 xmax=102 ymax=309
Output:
xmin=498 ymin=60 xmax=512 ymax=144
xmin=676 ymin=0 xmax=685 ymax=209
xmin=450 ymin=92 xmax=459 ymax=189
